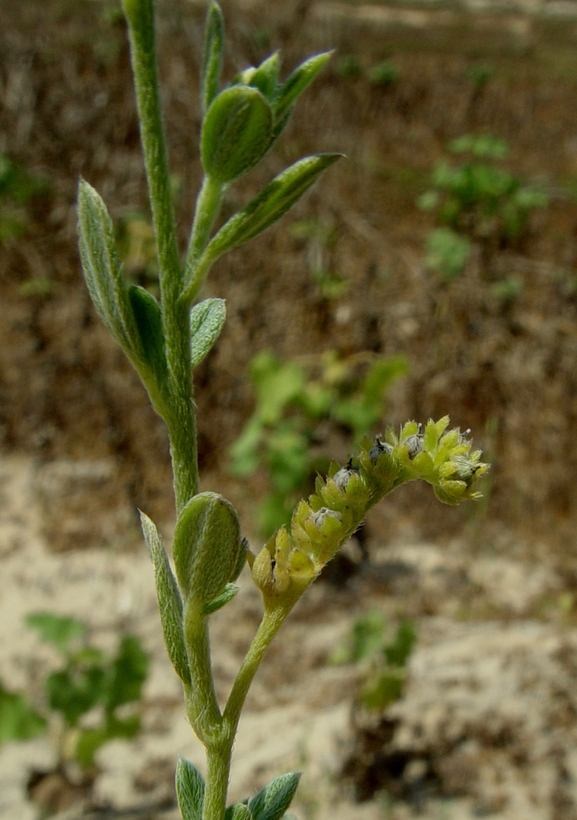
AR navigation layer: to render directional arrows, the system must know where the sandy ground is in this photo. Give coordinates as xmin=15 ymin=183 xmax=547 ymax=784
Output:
xmin=2 ymin=454 xmax=577 ymax=820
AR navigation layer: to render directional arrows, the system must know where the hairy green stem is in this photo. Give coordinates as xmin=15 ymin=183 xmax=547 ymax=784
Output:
xmin=223 ymin=605 xmax=287 ymax=735
xmin=202 ymin=739 xmax=234 ymax=820
xmin=184 ymin=606 xmax=289 ymax=820
xmin=183 ymin=175 xmax=224 ymax=303
xmin=123 ymin=0 xmax=199 ymax=510
xmin=183 ymin=604 xmax=222 ymax=743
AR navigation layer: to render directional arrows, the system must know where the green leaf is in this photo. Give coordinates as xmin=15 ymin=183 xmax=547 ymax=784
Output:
xmin=226 ymin=804 xmax=253 ymax=820
xmin=0 ymin=680 xmax=47 ymax=745
xmin=229 ymin=415 xmax=264 ymax=477
xmin=176 ymin=758 xmax=205 ymax=820
xmin=248 ymin=53 xmax=281 ymax=100
xmin=267 ymin=424 xmax=310 ymax=494
xmin=206 ymin=154 xmax=342 ymax=259
xmin=449 ymin=133 xmax=509 ymax=159
xmin=251 ymin=351 xmax=306 ymax=425
xmin=45 ymin=666 xmax=106 ymax=727
xmin=203 ymin=582 xmax=241 ymax=616
xmin=383 ymin=620 xmax=417 ymax=668
xmin=425 ymin=227 xmax=471 ymax=280
xmin=26 ymin=612 xmax=85 ymax=655
xmin=329 ymin=609 xmax=385 ymax=665
xmin=201 ymin=2 xmax=225 ymax=115
xmin=106 ymin=635 xmax=149 ymax=711
xmin=201 ymin=86 xmax=273 ymax=184
xmin=127 ymin=285 xmax=168 ymax=384
xmin=190 ymin=298 xmax=226 ymax=369
xmin=140 ymin=512 xmax=191 ymax=685
xmin=173 ymin=492 xmax=244 ymax=604
xmin=248 ymin=772 xmax=301 ymax=820
xmin=273 ymin=52 xmax=332 ymax=124
xmin=361 ymin=669 xmax=405 ymax=711
xmin=77 ymin=179 xmax=135 ymax=351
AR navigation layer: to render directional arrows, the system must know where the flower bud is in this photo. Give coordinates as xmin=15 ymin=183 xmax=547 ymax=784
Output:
xmin=403 ymin=433 xmax=423 ymax=459
xmin=201 ymin=86 xmax=273 ymax=183
xmin=368 ymin=437 xmax=393 ymax=465
xmin=332 ymin=462 xmax=360 ymax=492
xmin=252 ymin=545 xmax=274 ymax=592
xmin=172 ymin=492 xmax=245 ymax=606
xmin=310 ymin=507 xmax=342 ymax=530
xmin=251 ymin=529 xmax=294 ymax=598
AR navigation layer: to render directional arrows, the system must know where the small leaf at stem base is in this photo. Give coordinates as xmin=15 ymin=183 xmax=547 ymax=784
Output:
xmin=176 ymin=758 xmax=205 ymax=820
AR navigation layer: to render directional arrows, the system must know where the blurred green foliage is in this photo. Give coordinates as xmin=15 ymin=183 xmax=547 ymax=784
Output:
xmin=229 ymin=349 xmax=409 ymax=537
xmin=333 ymin=55 xmax=401 ymax=87
xmin=418 ymin=134 xmax=549 ymax=280
xmin=367 ymin=61 xmax=400 ymax=87
xmin=0 ymin=682 xmax=46 ymax=746
xmin=0 ymin=153 xmax=48 ymax=243
xmin=26 ymin=612 xmax=148 ymax=769
xmin=329 ymin=609 xmax=417 ymax=711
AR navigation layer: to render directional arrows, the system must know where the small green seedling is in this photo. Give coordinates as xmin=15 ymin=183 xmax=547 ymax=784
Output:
xmin=76 ymin=3 xmax=488 ymax=818
xmin=0 ymin=681 xmax=46 ymax=747
xmin=418 ymin=134 xmax=549 ymax=280
xmin=230 ymin=350 xmax=409 ymax=536
xmin=330 ymin=609 xmax=417 ymax=710
xmin=26 ymin=612 xmax=148 ymax=769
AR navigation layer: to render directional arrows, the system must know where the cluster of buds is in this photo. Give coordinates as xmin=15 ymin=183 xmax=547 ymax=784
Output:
xmin=249 ymin=416 xmax=488 ymax=609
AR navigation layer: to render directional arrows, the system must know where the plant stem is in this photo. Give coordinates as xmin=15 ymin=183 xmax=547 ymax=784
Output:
xmin=123 ymin=0 xmax=181 ymax=295
xmin=202 ymin=739 xmax=234 ymax=820
xmin=183 ymin=175 xmax=224 ymax=303
xmin=187 ymin=607 xmax=288 ymax=820
xmin=123 ymin=0 xmax=199 ymax=510
xmin=223 ymin=605 xmax=287 ymax=735
xmin=183 ymin=603 xmax=222 ymax=743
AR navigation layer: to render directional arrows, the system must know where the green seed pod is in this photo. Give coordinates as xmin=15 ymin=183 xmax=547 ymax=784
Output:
xmin=173 ymin=492 xmax=245 ymax=606
xmin=201 ymin=85 xmax=273 ymax=183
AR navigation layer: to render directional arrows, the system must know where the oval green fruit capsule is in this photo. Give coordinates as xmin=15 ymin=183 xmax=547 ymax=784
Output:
xmin=201 ymin=86 xmax=273 ymax=183
xmin=173 ymin=492 xmax=244 ymax=605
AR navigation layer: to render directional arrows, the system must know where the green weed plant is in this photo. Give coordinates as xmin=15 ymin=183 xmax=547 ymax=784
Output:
xmin=76 ymin=2 xmax=488 ymax=818
xmin=0 ymin=614 xmax=148 ymax=774
xmin=419 ymin=133 xmax=549 ymax=280
xmin=330 ymin=609 xmax=417 ymax=711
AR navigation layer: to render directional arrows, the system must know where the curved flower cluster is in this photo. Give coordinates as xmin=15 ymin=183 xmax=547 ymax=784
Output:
xmin=249 ymin=416 xmax=488 ymax=608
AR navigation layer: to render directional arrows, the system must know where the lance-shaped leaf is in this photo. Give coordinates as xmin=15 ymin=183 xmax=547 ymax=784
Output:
xmin=173 ymin=492 xmax=244 ymax=605
xmin=203 ymin=583 xmax=240 ymax=616
xmin=273 ymin=52 xmax=332 ymax=125
xmin=176 ymin=758 xmax=205 ymax=820
xmin=190 ymin=298 xmax=226 ymax=369
xmin=246 ymin=53 xmax=281 ymax=101
xmin=201 ymin=1 xmax=224 ymax=115
xmin=205 ymin=154 xmax=342 ymax=259
xmin=140 ymin=512 xmax=191 ymax=685
xmin=128 ymin=285 xmax=168 ymax=386
xmin=248 ymin=772 xmax=301 ymax=820
xmin=225 ymin=804 xmax=253 ymax=820
xmin=77 ymin=179 xmax=136 ymax=352
xmin=201 ymin=86 xmax=273 ymax=184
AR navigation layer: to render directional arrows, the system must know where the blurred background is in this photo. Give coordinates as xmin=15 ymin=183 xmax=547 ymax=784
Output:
xmin=2 ymin=0 xmax=577 ymax=818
